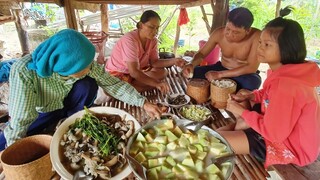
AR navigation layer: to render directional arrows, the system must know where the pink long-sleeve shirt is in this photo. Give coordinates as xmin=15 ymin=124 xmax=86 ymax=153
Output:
xmin=242 ymin=62 xmax=320 ymax=167
xmin=105 ymin=30 xmax=159 ymax=73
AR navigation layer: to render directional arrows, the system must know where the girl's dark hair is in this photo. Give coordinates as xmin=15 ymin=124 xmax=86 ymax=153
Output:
xmin=228 ymin=7 xmax=254 ymax=29
xmin=136 ymin=10 xmax=161 ymax=29
xmin=264 ymin=6 xmax=306 ymax=64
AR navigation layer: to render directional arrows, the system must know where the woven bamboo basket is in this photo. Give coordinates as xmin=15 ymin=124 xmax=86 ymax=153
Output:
xmin=186 ymin=78 xmax=210 ymax=104
xmin=210 ymin=79 xmax=237 ymax=109
xmin=0 ymin=135 xmax=54 ymax=180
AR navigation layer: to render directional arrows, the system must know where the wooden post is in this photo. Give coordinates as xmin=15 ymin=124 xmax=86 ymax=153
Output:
xmin=64 ymin=0 xmax=78 ymax=30
xmin=12 ymin=9 xmax=30 ymax=55
xmin=101 ymin=4 xmax=109 ymax=34
xmin=173 ymin=20 xmax=181 ymax=56
xmin=211 ymin=0 xmax=229 ymax=33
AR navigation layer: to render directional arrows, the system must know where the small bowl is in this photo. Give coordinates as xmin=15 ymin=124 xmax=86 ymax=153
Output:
xmin=165 ymin=93 xmax=191 ymax=108
xmin=178 ymin=105 xmax=212 ymax=123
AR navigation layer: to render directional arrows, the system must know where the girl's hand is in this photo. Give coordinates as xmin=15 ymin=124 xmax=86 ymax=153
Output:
xmin=226 ymin=98 xmax=246 ymax=117
xmin=174 ymin=58 xmax=187 ymax=68
xmin=143 ymin=101 xmax=161 ymax=120
xmin=156 ymin=81 xmax=170 ymax=94
xmin=231 ymin=89 xmax=255 ymax=102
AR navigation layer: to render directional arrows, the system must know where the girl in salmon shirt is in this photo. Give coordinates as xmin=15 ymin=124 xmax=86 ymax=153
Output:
xmin=105 ymin=10 xmax=186 ymax=93
xmin=218 ymin=8 xmax=320 ymax=167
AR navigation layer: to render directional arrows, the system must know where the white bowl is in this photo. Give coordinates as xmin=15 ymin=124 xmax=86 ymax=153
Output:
xmin=165 ymin=93 xmax=191 ymax=108
xmin=50 ymin=107 xmax=141 ymax=180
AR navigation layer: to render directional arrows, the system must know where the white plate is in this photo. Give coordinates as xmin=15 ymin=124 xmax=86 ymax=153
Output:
xmin=165 ymin=93 xmax=191 ymax=108
xmin=50 ymin=106 xmax=141 ymax=180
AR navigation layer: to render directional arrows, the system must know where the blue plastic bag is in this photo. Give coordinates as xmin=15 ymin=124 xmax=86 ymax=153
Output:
xmin=0 ymin=59 xmax=17 ymax=83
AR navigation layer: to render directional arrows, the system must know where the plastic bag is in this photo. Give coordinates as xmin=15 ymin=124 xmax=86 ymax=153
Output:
xmin=178 ymin=8 xmax=190 ymax=26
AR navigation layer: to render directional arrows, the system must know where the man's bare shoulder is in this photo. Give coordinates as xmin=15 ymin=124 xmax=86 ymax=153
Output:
xmin=249 ymin=28 xmax=262 ymax=39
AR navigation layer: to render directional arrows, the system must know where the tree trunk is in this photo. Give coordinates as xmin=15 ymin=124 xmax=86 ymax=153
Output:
xmin=211 ymin=0 xmax=229 ymax=33
xmin=275 ymin=0 xmax=281 ymax=17
xmin=12 ymin=9 xmax=30 ymax=56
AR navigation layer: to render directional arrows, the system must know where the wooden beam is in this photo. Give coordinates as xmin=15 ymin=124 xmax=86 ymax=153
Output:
xmin=64 ymin=0 xmax=78 ymax=30
xmin=75 ymin=0 xmax=198 ymax=5
xmin=180 ymin=0 xmax=212 ymax=8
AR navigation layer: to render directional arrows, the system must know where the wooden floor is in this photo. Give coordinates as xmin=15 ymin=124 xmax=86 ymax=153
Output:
xmin=104 ymin=66 xmax=272 ymax=180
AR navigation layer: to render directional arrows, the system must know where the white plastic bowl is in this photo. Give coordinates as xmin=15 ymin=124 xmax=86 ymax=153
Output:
xmin=165 ymin=93 xmax=191 ymax=108
xmin=50 ymin=107 xmax=141 ymax=180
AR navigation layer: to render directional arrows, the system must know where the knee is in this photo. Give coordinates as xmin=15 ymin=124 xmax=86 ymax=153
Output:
xmin=74 ymin=76 xmax=98 ymax=92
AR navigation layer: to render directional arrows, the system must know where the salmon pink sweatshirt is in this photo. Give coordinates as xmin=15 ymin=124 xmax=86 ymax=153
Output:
xmin=242 ymin=62 xmax=320 ymax=167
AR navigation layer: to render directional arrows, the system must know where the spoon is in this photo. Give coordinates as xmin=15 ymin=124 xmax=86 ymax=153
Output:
xmin=126 ymin=153 xmax=148 ymax=180
xmin=211 ymin=153 xmax=236 ymax=164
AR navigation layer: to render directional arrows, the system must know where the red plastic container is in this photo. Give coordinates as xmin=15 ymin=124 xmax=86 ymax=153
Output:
xmin=199 ymin=40 xmax=220 ymax=65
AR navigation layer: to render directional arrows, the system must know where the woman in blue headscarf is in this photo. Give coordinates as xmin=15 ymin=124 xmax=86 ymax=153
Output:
xmin=0 ymin=29 xmax=162 ymax=150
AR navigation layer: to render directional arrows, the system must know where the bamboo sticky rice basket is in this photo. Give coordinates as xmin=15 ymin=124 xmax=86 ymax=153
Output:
xmin=0 ymin=135 xmax=54 ymax=180
xmin=210 ymin=79 xmax=237 ymax=109
xmin=186 ymin=78 xmax=210 ymax=104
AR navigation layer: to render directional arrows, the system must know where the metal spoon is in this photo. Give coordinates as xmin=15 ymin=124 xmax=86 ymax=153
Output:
xmin=211 ymin=153 xmax=236 ymax=164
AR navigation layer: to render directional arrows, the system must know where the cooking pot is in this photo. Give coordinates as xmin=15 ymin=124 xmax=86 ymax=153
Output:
xmin=159 ymin=48 xmax=175 ymax=59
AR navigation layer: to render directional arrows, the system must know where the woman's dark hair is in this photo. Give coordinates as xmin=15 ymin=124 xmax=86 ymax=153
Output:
xmin=228 ymin=7 xmax=254 ymax=29
xmin=264 ymin=6 xmax=306 ymax=64
xmin=136 ymin=10 xmax=161 ymax=29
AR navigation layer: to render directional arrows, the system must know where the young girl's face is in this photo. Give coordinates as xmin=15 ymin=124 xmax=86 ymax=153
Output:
xmin=257 ymin=30 xmax=282 ymax=70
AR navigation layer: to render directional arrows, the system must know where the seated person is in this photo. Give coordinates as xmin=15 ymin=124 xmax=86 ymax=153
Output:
xmin=0 ymin=29 xmax=162 ymax=150
xmin=219 ymin=9 xmax=320 ymax=167
xmin=105 ymin=10 xmax=186 ymax=93
xmin=182 ymin=7 xmax=262 ymax=91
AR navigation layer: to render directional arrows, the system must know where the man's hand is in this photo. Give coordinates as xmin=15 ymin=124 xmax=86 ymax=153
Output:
xmin=174 ymin=58 xmax=187 ymax=68
xmin=205 ymin=71 xmax=222 ymax=82
xmin=182 ymin=64 xmax=194 ymax=78
xmin=143 ymin=101 xmax=161 ymax=120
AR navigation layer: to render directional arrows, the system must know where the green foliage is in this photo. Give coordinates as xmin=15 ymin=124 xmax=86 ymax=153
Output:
xmin=230 ymin=0 xmax=320 ymax=58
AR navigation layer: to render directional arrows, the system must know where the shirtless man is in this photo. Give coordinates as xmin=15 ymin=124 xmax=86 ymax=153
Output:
xmin=182 ymin=7 xmax=262 ymax=91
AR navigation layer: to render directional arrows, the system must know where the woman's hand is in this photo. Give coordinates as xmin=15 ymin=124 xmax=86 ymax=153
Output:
xmin=155 ymin=81 xmax=170 ymax=94
xmin=174 ymin=58 xmax=187 ymax=68
xmin=205 ymin=71 xmax=222 ymax=82
xmin=181 ymin=64 xmax=194 ymax=78
xmin=143 ymin=101 xmax=161 ymax=120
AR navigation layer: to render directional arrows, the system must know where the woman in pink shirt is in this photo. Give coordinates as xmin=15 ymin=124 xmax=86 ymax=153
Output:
xmin=105 ymin=10 xmax=185 ymax=93
xmin=218 ymin=8 xmax=320 ymax=167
